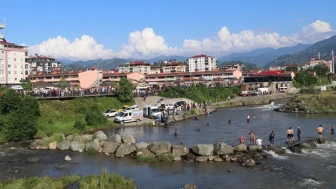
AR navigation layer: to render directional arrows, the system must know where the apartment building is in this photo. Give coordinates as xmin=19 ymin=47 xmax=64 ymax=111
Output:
xmin=0 ymin=23 xmax=29 ymax=85
xmin=187 ymin=54 xmax=217 ymax=72
xmin=162 ymin=62 xmax=187 ymax=73
xmin=303 ymin=58 xmax=332 ymax=72
xmin=26 ymin=55 xmax=62 ymax=75
xmin=117 ymin=61 xmax=151 ymax=74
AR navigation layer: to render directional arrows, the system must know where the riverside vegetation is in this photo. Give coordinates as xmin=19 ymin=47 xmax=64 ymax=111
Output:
xmin=159 ymin=83 xmax=241 ymax=103
xmin=0 ymin=171 xmax=137 ymax=189
xmin=0 ymin=78 xmax=135 ymax=143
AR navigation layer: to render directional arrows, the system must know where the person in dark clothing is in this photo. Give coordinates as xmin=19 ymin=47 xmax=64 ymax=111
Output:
xmin=174 ymin=129 xmax=178 ymax=137
xmin=330 ymin=125 xmax=334 ymax=134
xmin=297 ymin=127 xmax=301 ymax=141
xmin=269 ymin=131 xmax=275 ymax=147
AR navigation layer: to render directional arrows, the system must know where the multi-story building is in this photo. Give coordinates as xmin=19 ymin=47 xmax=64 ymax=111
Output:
xmin=0 ymin=23 xmax=29 ymax=85
xmin=117 ymin=61 xmax=151 ymax=74
xmin=187 ymin=54 xmax=217 ymax=72
xmin=220 ymin=63 xmax=242 ymax=71
xmin=303 ymin=58 xmax=332 ymax=72
xmin=162 ymin=62 xmax=187 ymax=73
xmin=26 ymin=55 xmax=62 ymax=75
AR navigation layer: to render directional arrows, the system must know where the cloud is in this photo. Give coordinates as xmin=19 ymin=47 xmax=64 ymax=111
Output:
xmin=29 ymin=20 xmax=336 ymax=61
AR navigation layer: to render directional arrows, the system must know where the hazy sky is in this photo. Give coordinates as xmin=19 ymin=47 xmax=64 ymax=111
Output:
xmin=1 ymin=0 xmax=336 ymax=60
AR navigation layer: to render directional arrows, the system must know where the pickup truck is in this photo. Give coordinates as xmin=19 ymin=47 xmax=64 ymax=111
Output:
xmin=115 ymin=110 xmax=143 ymax=124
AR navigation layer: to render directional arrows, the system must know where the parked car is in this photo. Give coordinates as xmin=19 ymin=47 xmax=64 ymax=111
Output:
xmin=174 ymin=101 xmax=186 ymax=107
xmin=125 ymin=105 xmax=140 ymax=111
xmin=103 ymin=109 xmax=118 ymax=117
xmin=118 ymin=105 xmax=130 ymax=113
xmin=162 ymin=103 xmax=174 ymax=110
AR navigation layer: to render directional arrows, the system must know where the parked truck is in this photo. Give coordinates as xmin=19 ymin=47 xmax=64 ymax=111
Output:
xmin=143 ymin=105 xmax=162 ymax=118
xmin=115 ymin=110 xmax=143 ymax=124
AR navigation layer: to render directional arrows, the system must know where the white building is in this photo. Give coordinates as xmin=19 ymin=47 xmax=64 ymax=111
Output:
xmin=26 ymin=55 xmax=62 ymax=75
xmin=117 ymin=61 xmax=151 ymax=74
xmin=303 ymin=58 xmax=332 ymax=72
xmin=220 ymin=63 xmax=242 ymax=71
xmin=187 ymin=54 xmax=217 ymax=72
xmin=0 ymin=23 xmax=29 ymax=85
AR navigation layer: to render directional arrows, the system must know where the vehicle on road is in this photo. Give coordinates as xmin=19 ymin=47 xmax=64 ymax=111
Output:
xmin=143 ymin=105 xmax=162 ymax=118
xmin=174 ymin=101 xmax=186 ymax=107
xmin=161 ymin=103 xmax=174 ymax=110
xmin=118 ymin=105 xmax=130 ymax=112
xmin=103 ymin=109 xmax=118 ymax=117
xmin=115 ymin=110 xmax=143 ymax=124
xmin=125 ymin=105 xmax=140 ymax=111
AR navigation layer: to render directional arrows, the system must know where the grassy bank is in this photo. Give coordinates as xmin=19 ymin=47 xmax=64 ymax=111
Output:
xmin=0 ymin=171 xmax=137 ymax=189
xmin=159 ymin=84 xmax=241 ymax=103
xmin=285 ymin=91 xmax=336 ymax=113
xmin=37 ymin=97 xmax=131 ymax=137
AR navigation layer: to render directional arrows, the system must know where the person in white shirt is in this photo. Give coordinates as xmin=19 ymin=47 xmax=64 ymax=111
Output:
xmin=256 ymin=138 xmax=263 ymax=146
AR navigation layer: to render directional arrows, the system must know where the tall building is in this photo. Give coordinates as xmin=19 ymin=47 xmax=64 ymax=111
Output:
xmin=0 ymin=22 xmax=29 ymax=85
xmin=26 ymin=55 xmax=62 ymax=75
xmin=187 ymin=54 xmax=217 ymax=72
xmin=117 ymin=61 xmax=151 ymax=74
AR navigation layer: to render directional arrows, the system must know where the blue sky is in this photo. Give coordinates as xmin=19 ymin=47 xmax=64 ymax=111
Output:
xmin=1 ymin=0 xmax=336 ymax=60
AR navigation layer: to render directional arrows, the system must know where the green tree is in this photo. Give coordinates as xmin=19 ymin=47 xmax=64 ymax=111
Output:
xmin=21 ymin=95 xmax=41 ymax=116
xmin=311 ymin=64 xmax=329 ymax=76
xmin=5 ymin=109 xmax=38 ymax=141
xmin=294 ymin=72 xmax=317 ymax=87
xmin=0 ymin=89 xmax=22 ymax=114
xmin=57 ymin=77 xmax=71 ymax=89
xmin=116 ymin=77 xmax=134 ymax=103
xmin=85 ymin=104 xmax=107 ymax=126
xmin=20 ymin=78 xmax=33 ymax=90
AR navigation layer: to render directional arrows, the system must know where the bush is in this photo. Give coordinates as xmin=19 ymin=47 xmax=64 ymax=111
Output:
xmin=85 ymin=109 xmax=107 ymax=126
xmin=0 ymin=89 xmax=22 ymax=114
xmin=74 ymin=119 xmax=86 ymax=133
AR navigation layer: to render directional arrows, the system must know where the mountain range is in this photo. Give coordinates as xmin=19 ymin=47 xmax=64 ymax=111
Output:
xmin=62 ymin=35 xmax=336 ymax=71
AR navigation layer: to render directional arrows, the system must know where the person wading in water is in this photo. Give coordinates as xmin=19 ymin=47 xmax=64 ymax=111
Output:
xmin=269 ymin=131 xmax=275 ymax=147
xmin=247 ymin=115 xmax=250 ymax=123
xmin=249 ymin=130 xmax=256 ymax=145
xmin=317 ymin=125 xmax=324 ymax=139
xmin=297 ymin=127 xmax=301 ymax=141
xmin=330 ymin=125 xmax=334 ymax=135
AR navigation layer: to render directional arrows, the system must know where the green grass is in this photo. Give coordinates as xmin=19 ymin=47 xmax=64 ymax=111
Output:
xmin=41 ymin=133 xmax=64 ymax=146
xmin=0 ymin=171 xmax=137 ymax=189
xmin=156 ymin=153 xmax=174 ymax=161
xmin=37 ymin=97 xmax=130 ymax=136
xmin=136 ymin=154 xmax=157 ymax=162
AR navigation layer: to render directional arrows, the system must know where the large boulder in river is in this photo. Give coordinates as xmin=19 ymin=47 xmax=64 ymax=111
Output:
xmin=73 ymin=135 xmax=93 ymax=142
xmin=234 ymin=144 xmax=247 ymax=152
xmin=102 ymin=141 xmax=120 ymax=154
xmin=70 ymin=141 xmax=86 ymax=152
xmin=93 ymin=131 xmax=107 ymax=141
xmin=184 ymin=184 xmax=197 ymax=189
xmin=122 ymin=135 xmax=136 ymax=144
xmin=214 ymin=142 xmax=233 ymax=155
xmin=135 ymin=142 xmax=148 ymax=150
xmin=172 ymin=145 xmax=189 ymax=157
xmin=148 ymin=141 xmax=171 ymax=154
xmin=49 ymin=141 xmax=57 ymax=150
xmin=85 ymin=139 xmax=101 ymax=153
xmin=316 ymin=138 xmax=326 ymax=144
xmin=111 ymin=134 xmax=122 ymax=143
xmin=115 ymin=143 xmax=136 ymax=157
xmin=195 ymin=156 xmax=208 ymax=162
xmin=57 ymin=140 xmax=71 ymax=150
xmin=243 ymin=159 xmax=256 ymax=167
xmin=248 ymin=145 xmax=262 ymax=152
xmin=27 ymin=157 xmax=40 ymax=163
xmin=193 ymin=144 xmax=214 ymax=156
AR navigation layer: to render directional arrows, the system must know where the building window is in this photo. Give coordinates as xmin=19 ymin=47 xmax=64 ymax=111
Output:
xmin=8 ymin=64 xmax=11 ymax=68
xmin=8 ymin=71 xmax=11 ymax=74
xmin=15 ymin=78 xmax=17 ymax=81
xmin=14 ymin=58 xmax=16 ymax=61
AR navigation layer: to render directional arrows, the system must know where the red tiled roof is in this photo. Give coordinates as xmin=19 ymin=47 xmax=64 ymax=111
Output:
xmin=189 ymin=54 xmax=213 ymax=58
xmin=165 ymin=62 xmax=182 ymax=66
xmin=130 ymin=61 xmax=150 ymax=66
xmin=145 ymin=70 xmax=238 ymax=77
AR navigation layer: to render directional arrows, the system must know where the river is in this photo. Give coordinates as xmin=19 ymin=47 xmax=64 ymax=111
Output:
xmin=1 ymin=101 xmax=336 ymax=189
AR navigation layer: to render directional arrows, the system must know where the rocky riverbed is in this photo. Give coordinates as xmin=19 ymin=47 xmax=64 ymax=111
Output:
xmin=27 ymin=130 xmax=326 ymax=169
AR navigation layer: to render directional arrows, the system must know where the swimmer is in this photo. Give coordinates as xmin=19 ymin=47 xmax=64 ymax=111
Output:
xmin=253 ymin=115 xmax=256 ymax=119
xmin=196 ymin=128 xmax=200 ymax=132
xmin=206 ymin=122 xmax=210 ymax=126
xmin=174 ymin=129 xmax=178 ymax=137
xmin=228 ymin=119 xmax=231 ymax=124
xmin=247 ymin=115 xmax=250 ymax=123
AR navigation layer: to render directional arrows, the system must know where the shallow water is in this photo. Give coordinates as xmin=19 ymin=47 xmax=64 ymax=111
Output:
xmin=1 ymin=102 xmax=336 ymax=189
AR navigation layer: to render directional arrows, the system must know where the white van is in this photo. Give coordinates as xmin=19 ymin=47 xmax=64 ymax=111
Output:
xmin=143 ymin=105 xmax=162 ymax=118
xmin=115 ymin=110 xmax=143 ymax=124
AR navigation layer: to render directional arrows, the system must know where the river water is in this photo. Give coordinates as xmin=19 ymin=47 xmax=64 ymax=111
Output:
xmin=1 ymin=101 xmax=336 ymax=189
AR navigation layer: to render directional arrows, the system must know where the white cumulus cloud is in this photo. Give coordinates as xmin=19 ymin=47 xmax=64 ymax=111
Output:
xmin=28 ymin=20 xmax=336 ymax=61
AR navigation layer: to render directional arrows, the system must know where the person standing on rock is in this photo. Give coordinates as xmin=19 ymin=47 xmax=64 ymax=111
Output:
xmin=269 ymin=131 xmax=275 ymax=147
xmin=317 ymin=125 xmax=324 ymax=139
xmin=297 ymin=127 xmax=301 ymax=141
xmin=239 ymin=136 xmax=246 ymax=144
xmin=249 ymin=130 xmax=256 ymax=145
